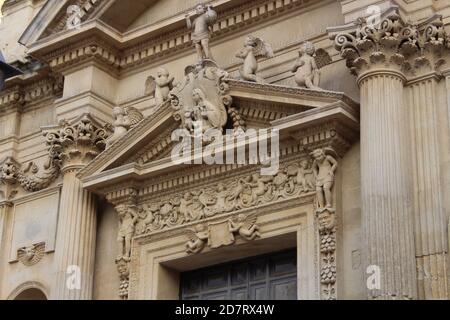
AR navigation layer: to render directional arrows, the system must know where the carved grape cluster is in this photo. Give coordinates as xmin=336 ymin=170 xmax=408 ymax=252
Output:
xmin=321 ymin=264 xmax=337 ymax=284
xmin=118 ymin=280 xmax=129 ymax=300
xmin=320 ymin=234 xmax=336 ymax=253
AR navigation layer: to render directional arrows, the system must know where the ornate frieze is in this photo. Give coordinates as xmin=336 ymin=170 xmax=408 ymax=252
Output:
xmin=132 ymin=159 xmax=316 ymax=236
xmin=329 ymin=8 xmax=450 ymax=79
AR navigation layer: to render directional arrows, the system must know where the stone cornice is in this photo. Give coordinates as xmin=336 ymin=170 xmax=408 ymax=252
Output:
xmin=27 ymin=0 xmax=329 ymax=73
xmin=0 ymin=72 xmax=63 ymax=113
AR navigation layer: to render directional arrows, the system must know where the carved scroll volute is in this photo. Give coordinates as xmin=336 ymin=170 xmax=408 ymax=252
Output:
xmin=310 ymin=147 xmax=339 ymax=300
xmin=106 ymin=188 xmax=139 ymax=300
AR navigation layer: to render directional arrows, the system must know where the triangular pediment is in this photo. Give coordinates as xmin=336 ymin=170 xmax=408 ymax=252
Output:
xmin=78 ymin=79 xmax=359 ymax=193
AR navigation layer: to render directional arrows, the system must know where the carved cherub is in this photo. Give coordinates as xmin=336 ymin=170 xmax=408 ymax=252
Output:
xmin=236 ymin=36 xmax=274 ymax=83
xmin=107 ymin=106 xmax=144 ymax=146
xmin=145 ymin=67 xmax=175 ymax=105
xmin=185 ymin=4 xmax=218 ymax=61
xmin=291 ymin=42 xmax=331 ymax=90
xmin=311 ymin=148 xmax=338 ymax=210
xmin=297 ymin=159 xmax=315 ymax=192
xmin=185 ymin=224 xmax=209 ymax=254
xmin=117 ymin=205 xmax=139 ymax=259
xmin=229 ymin=213 xmax=261 ymax=241
xmin=179 ymin=192 xmax=194 ymax=222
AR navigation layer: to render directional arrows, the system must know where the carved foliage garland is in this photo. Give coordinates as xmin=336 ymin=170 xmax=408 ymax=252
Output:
xmin=330 ymin=10 xmax=450 ymax=77
xmin=0 ymin=148 xmax=61 ymax=193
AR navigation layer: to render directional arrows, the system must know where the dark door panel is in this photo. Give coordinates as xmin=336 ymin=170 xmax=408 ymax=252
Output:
xmin=180 ymin=249 xmax=297 ymax=300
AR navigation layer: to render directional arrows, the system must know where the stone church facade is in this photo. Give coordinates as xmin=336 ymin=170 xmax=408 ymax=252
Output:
xmin=0 ymin=0 xmax=449 ymax=300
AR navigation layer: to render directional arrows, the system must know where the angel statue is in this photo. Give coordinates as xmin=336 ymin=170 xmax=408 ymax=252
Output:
xmin=185 ymin=4 xmax=218 ymax=61
xmin=229 ymin=213 xmax=261 ymax=241
xmin=185 ymin=225 xmax=209 ymax=254
xmin=291 ymin=42 xmax=332 ymax=90
xmin=236 ymin=36 xmax=274 ymax=83
xmin=107 ymin=106 xmax=144 ymax=147
xmin=311 ymin=148 xmax=338 ymax=210
xmin=145 ymin=67 xmax=175 ymax=105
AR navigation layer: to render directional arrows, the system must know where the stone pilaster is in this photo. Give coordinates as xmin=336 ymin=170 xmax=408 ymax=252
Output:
xmin=407 ymin=74 xmax=449 ymax=299
xmin=329 ymin=8 xmax=418 ymax=299
xmin=0 ymin=201 xmax=12 ymax=252
xmin=46 ymin=115 xmax=109 ymax=300
xmin=0 ymin=201 xmax=12 ymax=294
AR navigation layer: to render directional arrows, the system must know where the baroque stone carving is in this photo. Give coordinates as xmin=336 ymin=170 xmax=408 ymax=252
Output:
xmin=185 ymin=4 xmax=218 ymax=62
xmin=0 ymin=153 xmax=61 ymax=193
xmin=185 ymin=213 xmax=260 ymax=254
xmin=116 ymin=204 xmax=138 ymax=260
xmin=329 ymin=9 xmax=450 ymax=77
xmin=310 ymin=147 xmax=338 ymax=300
xmin=107 ymin=107 xmax=144 ymax=147
xmin=170 ymin=61 xmax=236 ymax=134
xmin=317 ymin=208 xmax=337 ymax=300
xmin=291 ymin=42 xmax=331 ymax=90
xmin=134 ymin=160 xmax=316 ymax=235
xmin=236 ymin=36 xmax=274 ymax=83
xmin=311 ymin=148 xmax=338 ymax=210
xmin=44 ymin=115 xmax=110 ymax=170
xmin=116 ymin=257 xmax=130 ymax=300
xmin=145 ymin=67 xmax=175 ymax=105
xmin=17 ymin=242 xmax=45 ymax=267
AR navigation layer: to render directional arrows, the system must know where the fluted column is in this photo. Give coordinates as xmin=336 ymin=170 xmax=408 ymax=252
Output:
xmin=359 ymin=70 xmax=417 ymax=299
xmin=52 ymin=167 xmax=97 ymax=299
xmin=407 ymin=76 xmax=449 ymax=299
xmin=329 ymin=9 xmax=419 ymax=299
xmin=0 ymin=201 xmax=12 ymax=294
xmin=46 ymin=115 xmax=109 ymax=300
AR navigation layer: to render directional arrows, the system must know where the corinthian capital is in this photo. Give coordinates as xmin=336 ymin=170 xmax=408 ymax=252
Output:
xmin=328 ymin=7 xmax=450 ymax=78
xmin=44 ymin=114 xmax=110 ymax=172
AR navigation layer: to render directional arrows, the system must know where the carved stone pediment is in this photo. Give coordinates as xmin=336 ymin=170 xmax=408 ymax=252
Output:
xmin=79 ymin=79 xmax=359 ymax=183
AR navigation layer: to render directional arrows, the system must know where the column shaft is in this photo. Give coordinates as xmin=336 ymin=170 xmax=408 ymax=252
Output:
xmin=360 ymin=72 xmax=417 ymax=299
xmin=408 ymin=78 xmax=449 ymax=299
xmin=51 ymin=170 xmax=97 ymax=300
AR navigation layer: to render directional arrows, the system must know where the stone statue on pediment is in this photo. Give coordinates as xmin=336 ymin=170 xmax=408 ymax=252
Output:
xmin=236 ymin=36 xmax=274 ymax=83
xmin=185 ymin=4 xmax=218 ymax=62
xmin=145 ymin=67 xmax=175 ymax=105
xmin=107 ymin=106 xmax=144 ymax=147
xmin=291 ymin=42 xmax=331 ymax=90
